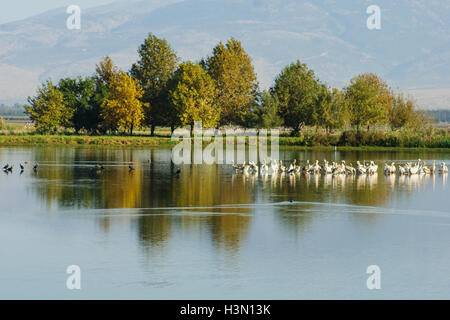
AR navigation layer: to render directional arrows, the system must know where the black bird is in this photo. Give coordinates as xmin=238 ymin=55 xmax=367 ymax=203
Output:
xmin=7 ymin=165 xmax=13 ymax=172
xmin=129 ymin=165 xmax=135 ymax=171
xmin=176 ymin=168 xmax=181 ymax=175
xmin=33 ymin=163 xmax=38 ymax=172
xmin=3 ymin=164 xmax=8 ymax=170
xmin=20 ymin=163 xmax=24 ymax=171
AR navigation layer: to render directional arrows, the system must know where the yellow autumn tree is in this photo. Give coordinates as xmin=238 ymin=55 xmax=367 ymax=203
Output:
xmin=169 ymin=62 xmax=219 ymax=134
xmin=101 ymin=72 xmax=147 ymax=135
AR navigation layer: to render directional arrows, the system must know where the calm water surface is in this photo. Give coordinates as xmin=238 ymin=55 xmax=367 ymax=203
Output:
xmin=0 ymin=146 xmax=449 ymax=299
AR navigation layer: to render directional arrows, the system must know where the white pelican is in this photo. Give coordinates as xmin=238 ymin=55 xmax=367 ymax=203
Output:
xmin=260 ymin=160 xmax=268 ymax=173
xmin=303 ymin=160 xmax=311 ymax=172
xmin=344 ymin=163 xmax=356 ymax=175
xmin=430 ymin=160 xmax=436 ymax=174
xmin=440 ymin=162 xmax=448 ymax=173
xmin=322 ymin=160 xmax=333 ymax=174
xmin=356 ymin=161 xmax=366 ymax=174
xmin=309 ymin=160 xmax=320 ymax=174
xmin=279 ymin=160 xmax=286 ymax=173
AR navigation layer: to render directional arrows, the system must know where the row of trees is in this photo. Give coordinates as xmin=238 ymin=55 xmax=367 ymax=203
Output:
xmin=26 ymin=34 xmax=427 ymax=135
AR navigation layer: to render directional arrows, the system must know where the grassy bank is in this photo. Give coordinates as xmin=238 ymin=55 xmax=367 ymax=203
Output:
xmin=0 ymin=134 xmax=176 ymax=147
xmin=0 ymin=128 xmax=449 ymax=150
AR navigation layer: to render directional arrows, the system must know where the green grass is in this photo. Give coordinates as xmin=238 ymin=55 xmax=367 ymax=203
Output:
xmin=0 ymin=127 xmax=449 ymax=149
xmin=0 ymin=134 xmax=177 ymax=147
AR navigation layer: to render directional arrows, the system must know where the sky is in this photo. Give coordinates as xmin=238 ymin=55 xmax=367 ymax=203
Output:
xmin=0 ymin=0 xmax=117 ymax=24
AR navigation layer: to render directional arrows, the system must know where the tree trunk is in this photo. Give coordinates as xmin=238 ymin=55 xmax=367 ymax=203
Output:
xmin=129 ymin=123 xmax=134 ymax=136
xmin=150 ymin=124 xmax=155 ymax=136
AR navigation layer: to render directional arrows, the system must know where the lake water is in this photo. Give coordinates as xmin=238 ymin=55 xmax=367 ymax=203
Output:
xmin=0 ymin=146 xmax=449 ymax=299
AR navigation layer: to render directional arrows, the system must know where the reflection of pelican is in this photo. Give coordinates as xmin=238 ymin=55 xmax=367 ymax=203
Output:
xmin=386 ymin=173 xmax=395 ymax=188
xmin=367 ymin=173 xmax=378 ymax=190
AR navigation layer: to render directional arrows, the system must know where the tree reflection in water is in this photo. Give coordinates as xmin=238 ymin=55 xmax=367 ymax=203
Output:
xmin=24 ymin=146 xmax=449 ymax=257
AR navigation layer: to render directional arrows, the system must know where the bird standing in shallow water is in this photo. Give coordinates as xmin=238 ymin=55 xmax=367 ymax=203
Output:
xmin=33 ymin=163 xmax=38 ymax=172
xmin=129 ymin=165 xmax=135 ymax=171
xmin=20 ymin=163 xmax=24 ymax=171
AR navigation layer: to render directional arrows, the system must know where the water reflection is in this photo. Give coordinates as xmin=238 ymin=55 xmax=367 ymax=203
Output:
xmin=1 ymin=146 xmax=449 ymax=255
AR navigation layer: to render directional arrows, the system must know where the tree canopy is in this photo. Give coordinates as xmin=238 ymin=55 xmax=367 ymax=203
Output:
xmin=345 ymin=73 xmax=394 ymax=132
xmin=130 ymin=33 xmax=178 ymax=134
xmin=271 ymin=60 xmax=323 ymax=135
xmin=25 ymin=80 xmax=71 ymax=134
xmin=101 ymin=72 xmax=147 ymax=135
xmin=202 ymin=37 xmax=258 ymax=126
xmin=169 ymin=62 xmax=219 ymax=132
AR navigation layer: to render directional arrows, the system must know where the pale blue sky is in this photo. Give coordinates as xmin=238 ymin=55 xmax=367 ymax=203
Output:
xmin=0 ymin=0 xmax=116 ymax=24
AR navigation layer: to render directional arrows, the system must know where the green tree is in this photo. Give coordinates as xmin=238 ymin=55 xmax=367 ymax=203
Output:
xmin=255 ymin=90 xmax=283 ymax=129
xmin=202 ymin=38 xmax=258 ymax=126
xmin=313 ymin=87 xmax=349 ymax=132
xmin=94 ymin=56 xmax=120 ymax=88
xmin=101 ymin=72 xmax=147 ymax=135
xmin=345 ymin=73 xmax=393 ymax=132
xmin=25 ymin=80 xmax=71 ymax=134
xmin=271 ymin=60 xmax=322 ymax=135
xmin=387 ymin=93 xmax=415 ymax=131
xmin=169 ymin=62 xmax=219 ymax=134
xmin=58 ymin=77 xmax=99 ymax=133
xmin=130 ymin=34 xmax=178 ymax=135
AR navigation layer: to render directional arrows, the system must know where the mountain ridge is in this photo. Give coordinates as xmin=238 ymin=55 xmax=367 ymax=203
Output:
xmin=1 ymin=0 xmax=450 ymax=109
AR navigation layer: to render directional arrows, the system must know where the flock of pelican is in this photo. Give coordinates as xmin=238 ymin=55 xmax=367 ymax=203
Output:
xmin=232 ymin=159 xmax=449 ymax=176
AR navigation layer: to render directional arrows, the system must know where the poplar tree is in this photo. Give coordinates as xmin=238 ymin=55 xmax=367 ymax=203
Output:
xmin=202 ymin=38 xmax=258 ymax=126
xmin=130 ymin=34 xmax=178 ymax=135
xmin=169 ymin=62 xmax=219 ymax=134
xmin=101 ymin=72 xmax=146 ymax=135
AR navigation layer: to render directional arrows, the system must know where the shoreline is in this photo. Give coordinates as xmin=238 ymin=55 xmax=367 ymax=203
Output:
xmin=0 ymin=134 xmax=449 ymax=151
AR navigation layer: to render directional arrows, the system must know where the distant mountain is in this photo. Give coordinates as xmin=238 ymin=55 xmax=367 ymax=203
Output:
xmin=1 ymin=0 xmax=450 ymax=108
